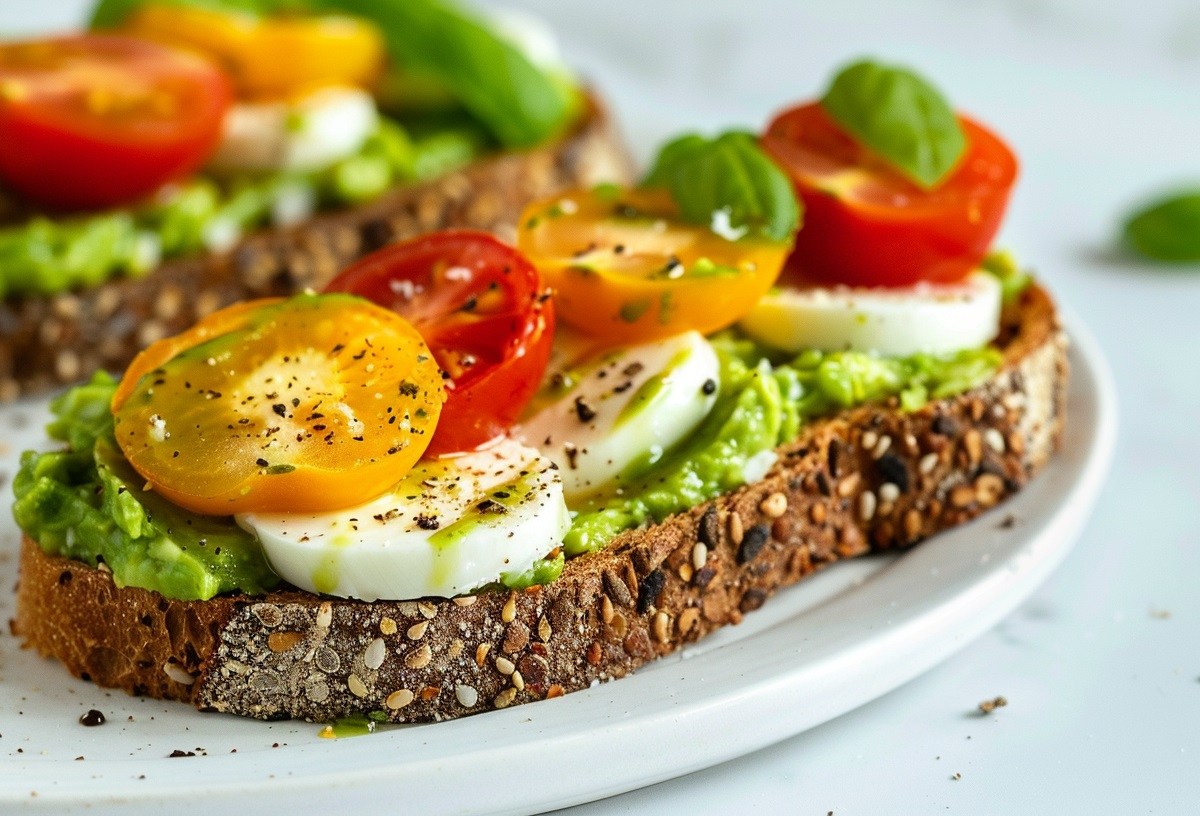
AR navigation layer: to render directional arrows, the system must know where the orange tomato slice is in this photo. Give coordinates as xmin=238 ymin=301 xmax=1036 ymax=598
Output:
xmin=112 ymin=293 xmax=444 ymax=516
xmin=123 ymin=4 xmax=385 ymax=100
xmin=516 ymin=186 xmax=790 ymax=344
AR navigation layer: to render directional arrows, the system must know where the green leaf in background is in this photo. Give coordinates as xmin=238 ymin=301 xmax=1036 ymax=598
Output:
xmin=643 ymin=131 xmax=801 ymax=243
xmin=311 ymin=0 xmax=576 ymax=148
xmin=90 ymin=0 xmax=577 ymax=148
xmin=1123 ymin=189 xmax=1200 ymax=262
xmin=821 ymin=58 xmax=966 ymax=189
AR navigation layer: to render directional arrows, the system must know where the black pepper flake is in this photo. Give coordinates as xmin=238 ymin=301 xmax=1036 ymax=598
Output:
xmin=573 ymin=396 xmax=597 ymax=423
xmin=701 ymin=378 xmax=717 ymax=396
xmin=255 ymin=458 xmax=269 ymax=467
xmin=738 ymin=524 xmax=770 ymax=564
xmin=697 ymin=504 xmax=719 ymax=548
xmin=415 ymin=514 xmax=440 ymax=530
xmin=168 ymin=750 xmax=196 ymax=758
xmin=877 ymin=453 xmax=910 ymax=492
xmin=476 ymin=499 xmax=507 ymax=515
xmin=636 ymin=568 xmax=666 ymax=615
xmin=79 ymin=709 xmax=105 ymax=727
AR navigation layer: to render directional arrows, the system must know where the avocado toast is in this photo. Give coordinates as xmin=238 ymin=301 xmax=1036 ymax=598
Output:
xmin=0 ymin=0 xmax=632 ymax=400
xmin=11 ymin=59 xmax=1068 ymax=724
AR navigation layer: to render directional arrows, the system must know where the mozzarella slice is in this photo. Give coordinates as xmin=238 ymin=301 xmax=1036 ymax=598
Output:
xmin=519 ymin=331 xmax=719 ymax=500
xmin=208 ymin=86 xmax=378 ymax=174
xmin=237 ymin=439 xmax=569 ymax=601
xmin=738 ymin=271 xmax=1002 ymax=357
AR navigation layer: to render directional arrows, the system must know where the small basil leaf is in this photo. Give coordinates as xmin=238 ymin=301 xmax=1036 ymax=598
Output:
xmin=643 ymin=131 xmax=801 ymax=243
xmin=316 ymin=0 xmax=576 ymax=148
xmin=821 ymin=58 xmax=966 ymax=189
xmin=643 ymin=134 xmax=707 ymax=188
xmin=1123 ymin=189 xmax=1200 ymax=262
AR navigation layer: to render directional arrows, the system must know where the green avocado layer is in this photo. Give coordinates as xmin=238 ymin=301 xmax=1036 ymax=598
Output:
xmin=12 ymin=373 xmax=279 ymax=600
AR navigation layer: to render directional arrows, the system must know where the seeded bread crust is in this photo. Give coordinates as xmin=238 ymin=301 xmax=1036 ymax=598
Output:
xmin=13 ymin=283 xmax=1067 ymax=722
xmin=0 ymin=93 xmax=631 ymax=401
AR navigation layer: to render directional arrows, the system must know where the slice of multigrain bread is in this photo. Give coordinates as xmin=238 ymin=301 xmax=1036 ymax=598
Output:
xmin=13 ymin=283 xmax=1067 ymax=723
xmin=0 ymin=93 xmax=631 ymax=401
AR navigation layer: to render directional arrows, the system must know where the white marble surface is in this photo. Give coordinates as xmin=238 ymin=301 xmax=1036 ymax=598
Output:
xmin=2 ymin=1 xmax=1199 ymax=814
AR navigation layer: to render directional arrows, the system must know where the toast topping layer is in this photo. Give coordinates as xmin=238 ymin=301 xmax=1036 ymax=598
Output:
xmin=14 ymin=314 xmax=1005 ymax=600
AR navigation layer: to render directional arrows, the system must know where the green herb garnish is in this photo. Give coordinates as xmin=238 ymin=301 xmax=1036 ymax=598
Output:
xmin=821 ymin=58 xmax=966 ymax=189
xmin=1123 ymin=189 xmax=1200 ymax=262
xmin=315 ymin=0 xmax=577 ymax=148
xmin=643 ymin=131 xmax=800 ymax=243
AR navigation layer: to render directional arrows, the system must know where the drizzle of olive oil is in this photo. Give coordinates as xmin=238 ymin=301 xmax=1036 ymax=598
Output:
xmin=318 ymin=713 xmax=378 ymax=739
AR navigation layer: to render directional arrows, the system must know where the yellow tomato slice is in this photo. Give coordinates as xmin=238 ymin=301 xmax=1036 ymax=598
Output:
xmin=123 ymin=4 xmax=385 ymax=100
xmin=112 ymin=294 xmax=444 ymax=516
xmin=111 ymin=298 xmax=277 ymax=411
xmin=516 ymin=187 xmax=790 ymax=343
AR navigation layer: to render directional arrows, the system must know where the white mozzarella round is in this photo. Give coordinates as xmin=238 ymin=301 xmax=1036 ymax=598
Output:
xmin=208 ymin=86 xmax=378 ymax=174
xmin=237 ymin=439 xmax=569 ymax=601
xmin=738 ymin=271 xmax=1002 ymax=357
xmin=518 ymin=331 xmax=719 ymax=500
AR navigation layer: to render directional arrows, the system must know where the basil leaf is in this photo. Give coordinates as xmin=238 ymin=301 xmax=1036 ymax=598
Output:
xmin=643 ymin=134 xmax=707 ymax=188
xmin=314 ymin=0 xmax=576 ymax=148
xmin=643 ymin=131 xmax=801 ymax=243
xmin=821 ymin=59 xmax=965 ymax=189
xmin=1123 ymin=189 xmax=1200 ymax=262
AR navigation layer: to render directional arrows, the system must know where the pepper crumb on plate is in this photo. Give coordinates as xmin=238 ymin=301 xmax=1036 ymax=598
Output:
xmin=977 ymin=695 xmax=1008 ymax=714
xmin=78 ymin=709 xmax=105 ymax=726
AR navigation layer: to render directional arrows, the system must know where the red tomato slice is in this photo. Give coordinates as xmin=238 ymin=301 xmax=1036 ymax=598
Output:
xmin=761 ymin=101 xmax=1018 ymax=287
xmin=325 ymin=230 xmax=554 ymax=456
xmin=0 ymin=35 xmax=231 ymax=211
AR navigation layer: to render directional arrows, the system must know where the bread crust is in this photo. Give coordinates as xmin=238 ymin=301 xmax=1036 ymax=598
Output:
xmin=13 ymin=283 xmax=1067 ymax=723
xmin=0 ymin=93 xmax=632 ymax=400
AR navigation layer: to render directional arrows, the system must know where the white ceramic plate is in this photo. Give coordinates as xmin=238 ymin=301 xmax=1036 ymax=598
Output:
xmin=0 ymin=311 xmax=1115 ymax=816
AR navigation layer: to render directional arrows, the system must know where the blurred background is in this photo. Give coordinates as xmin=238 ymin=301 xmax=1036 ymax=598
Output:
xmin=2 ymin=1 xmax=1197 ymax=813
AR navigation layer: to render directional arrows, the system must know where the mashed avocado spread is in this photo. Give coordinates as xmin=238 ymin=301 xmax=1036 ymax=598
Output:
xmin=12 ymin=334 xmax=1001 ymax=600
xmin=12 ymin=374 xmax=278 ymax=600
